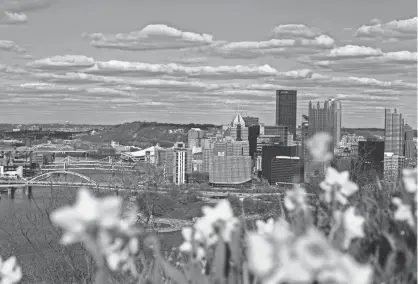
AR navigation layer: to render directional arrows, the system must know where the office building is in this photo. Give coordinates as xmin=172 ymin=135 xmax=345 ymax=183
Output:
xmin=172 ymin=142 xmax=192 ymax=185
xmin=356 ymin=141 xmax=384 ymax=183
xmin=308 ymin=99 xmax=342 ymax=152
xmin=270 ymin=156 xmax=302 ymax=185
xmin=261 ymin=145 xmax=301 ymax=184
xmin=384 ymin=152 xmax=405 ymax=181
xmin=384 ymin=108 xmax=405 ymax=156
xmin=226 ymin=113 xmax=248 ymax=141
xmin=340 ymin=134 xmax=366 ymax=147
xmin=276 ymin=90 xmax=297 ymax=137
xmin=188 ymin=128 xmax=205 ymax=148
xmin=209 ymin=156 xmax=252 ymax=186
xmin=248 ymin=125 xmax=261 ymax=159
xmin=404 ymin=123 xmax=416 ymax=159
xmin=243 ymin=116 xmax=259 ymax=127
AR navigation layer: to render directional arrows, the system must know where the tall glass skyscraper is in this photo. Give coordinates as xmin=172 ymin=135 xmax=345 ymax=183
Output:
xmin=276 ymin=90 xmax=297 ymax=137
xmin=384 ymin=108 xmax=405 ymax=156
xmin=308 ymin=99 xmax=342 ymax=152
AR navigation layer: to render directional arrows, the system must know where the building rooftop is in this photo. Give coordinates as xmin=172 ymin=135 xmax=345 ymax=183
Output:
xmin=231 ymin=112 xmax=246 ymax=127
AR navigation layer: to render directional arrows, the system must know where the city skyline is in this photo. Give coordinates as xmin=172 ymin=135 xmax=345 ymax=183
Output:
xmin=0 ymin=0 xmax=417 ymax=128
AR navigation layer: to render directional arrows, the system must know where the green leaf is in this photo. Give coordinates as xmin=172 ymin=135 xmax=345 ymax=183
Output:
xmin=190 ymin=263 xmax=209 ymax=284
xmin=242 ymin=262 xmax=250 ymax=284
xmin=157 ymin=255 xmax=188 ymax=284
xmin=94 ymin=268 xmax=110 ymax=284
xmin=214 ymin=239 xmax=227 ymax=282
xmin=229 ymin=229 xmax=241 ymax=265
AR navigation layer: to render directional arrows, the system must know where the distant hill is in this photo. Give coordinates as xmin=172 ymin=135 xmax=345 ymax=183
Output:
xmin=342 ymin=128 xmax=417 ymax=139
xmin=79 ymin=121 xmax=220 ymax=148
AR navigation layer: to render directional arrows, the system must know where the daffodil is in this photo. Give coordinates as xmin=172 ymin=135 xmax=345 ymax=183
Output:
xmin=402 ymin=168 xmax=417 ymax=193
xmin=320 ymin=167 xmax=359 ymax=205
xmin=317 ymin=253 xmax=373 ymax=284
xmin=179 ymin=227 xmax=206 ymax=261
xmin=392 ymin=197 xmax=415 ymax=228
xmin=341 ymin=207 xmax=365 ymax=249
xmin=284 ymin=186 xmax=308 ymax=212
xmin=50 ymin=188 xmax=122 ymax=245
xmin=255 ymin=218 xmax=275 ymax=235
xmin=0 ymin=256 xmax=22 ymax=284
xmin=307 ymin=132 xmax=333 ymax=162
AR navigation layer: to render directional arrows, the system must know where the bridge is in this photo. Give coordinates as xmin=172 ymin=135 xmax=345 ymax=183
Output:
xmin=40 ymin=156 xmax=141 ymax=173
xmin=0 ymin=169 xmax=286 ymax=201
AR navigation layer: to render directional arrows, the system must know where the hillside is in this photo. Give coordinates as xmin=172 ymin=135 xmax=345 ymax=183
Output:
xmin=79 ymin=121 xmax=220 ymax=148
xmin=342 ymin=128 xmax=418 ymax=140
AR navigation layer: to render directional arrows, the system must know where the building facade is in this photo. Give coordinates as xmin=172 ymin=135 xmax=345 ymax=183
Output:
xmin=384 ymin=152 xmax=405 ymax=181
xmin=270 ymin=156 xmax=302 ymax=184
xmin=209 ymin=156 xmax=252 ymax=186
xmin=356 ymin=140 xmax=384 ymax=183
xmin=404 ymin=123 xmax=416 ymax=159
xmin=243 ymin=116 xmax=259 ymax=127
xmin=384 ymin=108 xmax=405 ymax=156
xmin=308 ymin=99 xmax=342 ymax=152
xmin=276 ymin=90 xmax=297 ymax=137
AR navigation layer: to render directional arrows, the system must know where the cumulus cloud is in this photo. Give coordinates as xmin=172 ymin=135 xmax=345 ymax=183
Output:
xmin=0 ymin=40 xmax=26 ymax=53
xmin=355 ymin=16 xmax=417 ymax=40
xmin=0 ymin=11 xmax=27 ymax=25
xmin=82 ymin=24 xmax=214 ymax=51
xmin=82 ymin=23 xmax=335 ymax=59
xmin=304 ymin=45 xmax=417 ymax=75
xmin=0 ymin=0 xmax=51 ymax=12
xmin=28 ymin=55 xmax=96 ymax=71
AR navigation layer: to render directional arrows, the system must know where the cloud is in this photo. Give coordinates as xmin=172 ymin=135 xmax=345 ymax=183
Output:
xmin=0 ymin=11 xmax=27 ymax=25
xmin=369 ymin=18 xmax=381 ymax=25
xmin=82 ymin=24 xmax=214 ymax=51
xmin=172 ymin=57 xmax=208 ymax=65
xmin=83 ymin=23 xmax=335 ymax=59
xmin=28 ymin=55 xmax=96 ymax=71
xmin=0 ymin=40 xmax=26 ymax=53
xmin=271 ymin=24 xmax=324 ymax=39
xmin=304 ymin=45 xmax=417 ymax=75
xmin=355 ymin=16 xmax=417 ymax=40
xmin=0 ymin=0 xmax=51 ymax=12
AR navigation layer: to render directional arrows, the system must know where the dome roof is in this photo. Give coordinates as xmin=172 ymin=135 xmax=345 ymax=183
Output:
xmin=231 ymin=112 xmax=246 ymax=127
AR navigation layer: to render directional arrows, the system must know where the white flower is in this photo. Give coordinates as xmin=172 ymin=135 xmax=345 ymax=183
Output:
xmin=50 ymin=188 xmax=122 ymax=245
xmin=0 ymin=256 xmax=22 ymax=284
xmin=402 ymin=168 xmax=417 ymax=193
xmin=320 ymin=167 xmax=359 ymax=205
xmin=255 ymin=218 xmax=275 ymax=235
xmin=341 ymin=207 xmax=365 ymax=249
xmin=246 ymin=233 xmax=276 ymax=278
xmin=293 ymin=227 xmax=336 ymax=272
xmin=179 ymin=227 xmax=206 ymax=261
xmin=99 ymin=232 xmax=139 ymax=276
xmin=317 ymin=253 xmax=373 ymax=284
xmin=307 ymin=132 xmax=333 ymax=162
xmin=284 ymin=186 xmax=308 ymax=212
xmin=392 ymin=197 xmax=415 ymax=227
xmin=194 ymin=199 xmax=239 ymax=246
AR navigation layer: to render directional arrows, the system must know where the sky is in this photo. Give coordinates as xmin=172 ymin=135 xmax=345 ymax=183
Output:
xmin=0 ymin=0 xmax=417 ymax=128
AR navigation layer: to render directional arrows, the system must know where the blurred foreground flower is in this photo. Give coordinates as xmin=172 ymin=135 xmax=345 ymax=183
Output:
xmin=307 ymin=132 xmax=333 ymax=162
xmin=255 ymin=218 xmax=275 ymax=235
xmin=402 ymin=168 xmax=417 ymax=193
xmin=0 ymin=256 xmax=22 ymax=284
xmin=247 ymin=224 xmax=372 ymax=284
xmin=284 ymin=186 xmax=308 ymax=212
xmin=50 ymin=188 xmax=141 ymax=274
xmin=334 ymin=207 xmax=365 ymax=249
xmin=320 ymin=167 xmax=358 ymax=205
xmin=50 ymin=188 xmax=122 ymax=245
xmin=392 ymin=197 xmax=416 ymax=228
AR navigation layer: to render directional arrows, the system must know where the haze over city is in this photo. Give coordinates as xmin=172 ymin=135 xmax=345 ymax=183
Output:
xmin=0 ymin=0 xmax=417 ymax=128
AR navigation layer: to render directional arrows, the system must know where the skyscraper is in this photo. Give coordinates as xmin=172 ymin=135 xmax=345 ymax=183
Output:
xmin=384 ymin=108 xmax=405 ymax=156
xmin=404 ymin=123 xmax=416 ymax=159
xmin=276 ymin=90 xmax=297 ymax=137
xmin=308 ymin=99 xmax=342 ymax=151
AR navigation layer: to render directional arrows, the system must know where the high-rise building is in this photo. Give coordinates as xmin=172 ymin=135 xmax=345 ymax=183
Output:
xmin=276 ymin=90 xmax=297 ymax=137
xmin=356 ymin=141 xmax=384 ymax=183
xmin=227 ymin=113 xmax=248 ymax=141
xmin=243 ymin=116 xmax=259 ymax=127
xmin=384 ymin=152 xmax=405 ymax=181
xmin=384 ymin=108 xmax=405 ymax=156
xmin=172 ymin=142 xmax=192 ymax=185
xmin=404 ymin=123 xmax=416 ymax=159
xmin=308 ymin=99 xmax=342 ymax=151
xmin=270 ymin=156 xmax=302 ymax=185
xmin=188 ymin=128 xmax=205 ymax=148
xmin=248 ymin=125 xmax=261 ymax=159
xmin=261 ymin=145 xmax=300 ymax=184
